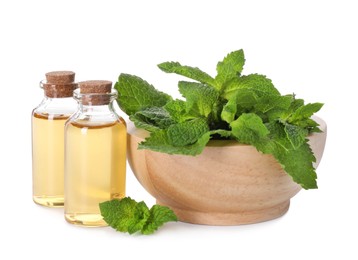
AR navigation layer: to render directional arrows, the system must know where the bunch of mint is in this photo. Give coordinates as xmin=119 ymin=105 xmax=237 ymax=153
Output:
xmin=100 ymin=197 xmax=177 ymax=235
xmin=115 ymin=49 xmax=323 ymax=189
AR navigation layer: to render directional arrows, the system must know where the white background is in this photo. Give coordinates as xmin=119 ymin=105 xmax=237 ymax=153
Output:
xmin=0 ymin=0 xmax=357 ymax=259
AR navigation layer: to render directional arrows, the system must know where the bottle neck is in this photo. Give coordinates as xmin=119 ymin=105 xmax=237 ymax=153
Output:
xmin=78 ymin=101 xmax=116 ymax=115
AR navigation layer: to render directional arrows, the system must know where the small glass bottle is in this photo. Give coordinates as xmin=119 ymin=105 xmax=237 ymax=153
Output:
xmin=32 ymin=71 xmax=78 ymax=207
xmin=64 ymin=80 xmax=126 ymax=227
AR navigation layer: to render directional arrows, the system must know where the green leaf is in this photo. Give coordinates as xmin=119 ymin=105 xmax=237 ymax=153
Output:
xmin=114 ymin=49 xmax=323 ymax=189
xmin=273 ymin=140 xmax=317 ymax=189
xmin=163 ymin=99 xmax=196 ymax=123
xmin=234 ymin=88 xmax=260 ymax=108
xmin=99 ymin=197 xmax=150 ymax=234
xmin=215 ymin=49 xmax=245 ymax=87
xmin=221 ymin=98 xmax=237 ymax=123
xmin=253 ymin=122 xmax=318 ymax=189
xmin=158 ymin=62 xmax=218 ymax=89
xmin=284 ymin=123 xmax=308 ymax=149
xmin=210 ymin=129 xmax=232 ymax=138
xmin=223 ymin=74 xmax=280 ymax=100
xmin=100 ymin=197 xmax=177 ymax=235
xmin=115 ymin=74 xmax=172 ymax=115
xmin=130 ymin=114 xmax=160 ymax=132
xmin=167 ymin=118 xmax=209 ymax=146
xmin=289 ymin=97 xmax=305 ymax=112
xmin=139 ymin=130 xmax=211 ymax=156
xmin=230 ymin=113 xmax=269 ymax=143
xmin=289 ymin=103 xmax=324 ymax=122
xmin=178 ymin=81 xmax=219 ymax=117
xmin=130 ymin=107 xmax=174 ymax=132
xmin=296 ymin=118 xmax=322 ymax=133
xmin=128 ymin=202 xmax=151 ymax=234
xmin=255 ymin=94 xmax=293 ymax=113
xmin=142 ymin=205 xmax=178 ymax=235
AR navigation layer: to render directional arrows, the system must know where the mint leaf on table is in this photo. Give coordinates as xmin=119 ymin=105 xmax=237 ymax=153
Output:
xmin=99 ymin=197 xmax=150 ymax=234
xmin=99 ymin=197 xmax=177 ymax=235
xmin=142 ymin=205 xmax=178 ymax=235
xmin=115 ymin=74 xmax=172 ymax=115
xmin=178 ymin=81 xmax=219 ymax=117
xmin=215 ymin=49 xmax=246 ymax=87
xmin=158 ymin=61 xmax=218 ymax=89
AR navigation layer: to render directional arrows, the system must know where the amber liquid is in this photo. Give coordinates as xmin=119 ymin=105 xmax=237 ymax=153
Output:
xmin=32 ymin=112 xmax=69 ymax=207
xmin=64 ymin=120 xmax=126 ymax=227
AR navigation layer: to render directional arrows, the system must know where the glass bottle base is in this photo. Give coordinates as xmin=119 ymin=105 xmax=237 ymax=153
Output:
xmin=65 ymin=213 xmax=107 ymax=227
xmin=33 ymin=196 xmax=64 ymax=207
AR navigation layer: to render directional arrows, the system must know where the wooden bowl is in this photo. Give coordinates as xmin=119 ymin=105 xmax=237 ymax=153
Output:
xmin=127 ymin=117 xmax=327 ymax=225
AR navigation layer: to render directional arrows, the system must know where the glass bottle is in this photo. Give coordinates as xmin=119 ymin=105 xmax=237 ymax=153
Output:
xmin=64 ymin=80 xmax=126 ymax=227
xmin=32 ymin=71 xmax=78 ymax=207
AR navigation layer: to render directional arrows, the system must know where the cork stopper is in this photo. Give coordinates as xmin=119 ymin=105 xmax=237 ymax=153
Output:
xmin=43 ymin=71 xmax=77 ymax=98
xmin=45 ymin=71 xmax=75 ymax=84
xmin=79 ymin=80 xmax=113 ymax=105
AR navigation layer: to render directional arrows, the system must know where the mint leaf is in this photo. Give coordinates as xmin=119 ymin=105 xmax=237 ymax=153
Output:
xmin=178 ymin=81 xmax=219 ymax=117
xmin=261 ymin=95 xmax=296 ymax=121
xmin=272 ymin=140 xmax=317 ymax=189
xmin=167 ymin=118 xmax=209 ymax=146
xmin=215 ymin=49 xmax=245 ymax=86
xmin=164 ymin=99 xmax=197 ymax=123
xmin=296 ymin=118 xmax=322 ymax=133
xmin=142 ymin=205 xmax=178 ymax=235
xmin=221 ymin=97 xmax=237 ymax=123
xmin=289 ymin=103 xmax=324 ymax=123
xmin=233 ymin=120 xmax=318 ymax=189
xmin=99 ymin=197 xmax=150 ymax=234
xmin=284 ymin=123 xmax=308 ymax=149
xmin=130 ymin=107 xmax=174 ymax=132
xmin=128 ymin=201 xmax=151 ymax=234
xmin=255 ymin=94 xmax=293 ymax=113
xmin=130 ymin=114 xmax=159 ymax=132
xmin=210 ymin=129 xmax=232 ymax=138
xmin=115 ymin=74 xmax=172 ymax=115
xmin=139 ymin=130 xmax=211 ymax=156
xmin=117 ymin=49 xmax=324 ymax=189
xmin=100 ymin=197 xmax=177 ymax=235
xmin=230 ymin=113 xmax=269 ymax=143
xmin=158 ymin=62 xmax=218 ymax=89
xmin=233 ymin=88 xmax=259 ymax=108
xmin=223 ymin=74 xmax=280 ymax=100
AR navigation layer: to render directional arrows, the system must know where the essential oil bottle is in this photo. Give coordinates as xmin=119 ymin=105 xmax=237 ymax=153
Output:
xmin=64 ymin=80 xmax=126 ymax=227
xmin=32 ymin=71 xmax=78 ymax=207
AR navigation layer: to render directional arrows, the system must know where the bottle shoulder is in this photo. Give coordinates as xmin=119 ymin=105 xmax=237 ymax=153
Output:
xmin=66 ymin=110 xmax=126 ymax=128
xmin=32 ymin=97 xmax=77 ymax=117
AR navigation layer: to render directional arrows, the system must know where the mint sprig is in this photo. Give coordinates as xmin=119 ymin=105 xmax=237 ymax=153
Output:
xmin=99 ymin=197 xmax=177 ymax=235
xmin=115 ymin=49 xmax=324 ymax=189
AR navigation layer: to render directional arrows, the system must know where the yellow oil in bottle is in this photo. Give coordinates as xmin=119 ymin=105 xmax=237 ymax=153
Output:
xmin=64 ymin=119 xmax=126 ymax=227
xmin=32 ymin=112 xmax=69 ymax=207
